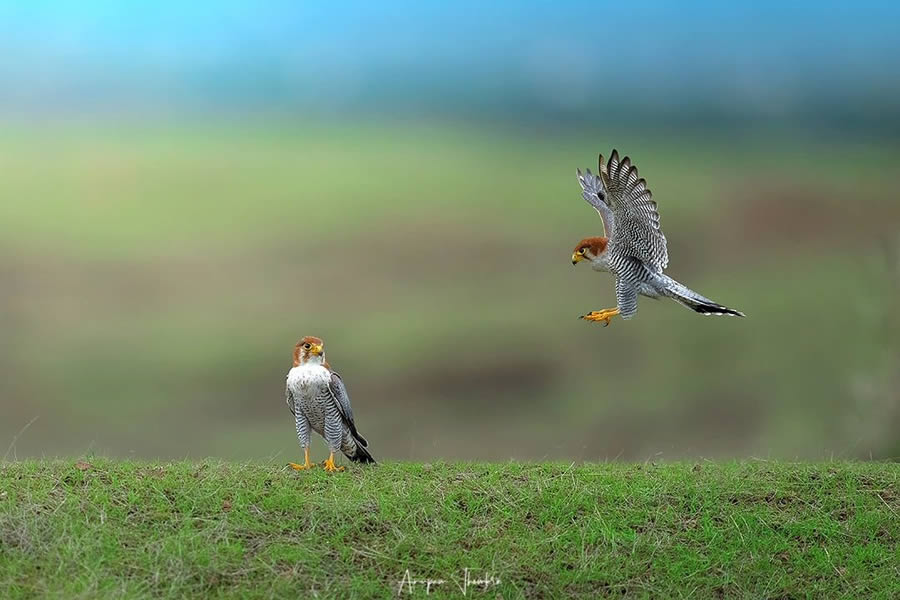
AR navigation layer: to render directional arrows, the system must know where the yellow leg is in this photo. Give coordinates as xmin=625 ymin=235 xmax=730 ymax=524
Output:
xmin=288 ymin=447 xmax=315 ymax=471
xmin=580 ymin=307 xmax=620 ymax=326
xmin=322 ymin=452 xmax=345 ymax=472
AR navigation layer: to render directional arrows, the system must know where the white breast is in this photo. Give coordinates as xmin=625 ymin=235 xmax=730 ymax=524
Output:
xmin=286 ymin=364 xmax=333 ymax=432
xmin=590 ymin=255 xmax=610 ymax=272
xmin=287 ymin=364 xmax=332 ymax=395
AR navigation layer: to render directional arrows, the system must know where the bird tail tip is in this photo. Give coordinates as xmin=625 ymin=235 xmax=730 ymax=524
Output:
xmin=692 ymin=302 xmax=745 ymax=317
xmin=665 ymin=278 xmax=744 ymax=318
xmin=349 ymin=442 xmax=376 ymax=464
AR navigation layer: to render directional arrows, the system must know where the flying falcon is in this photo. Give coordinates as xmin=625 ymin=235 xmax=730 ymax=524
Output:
xmin=285 ymin=336 xmax=375 ymax=471
xmin=572 ymin=150 xmax=744 ymax=325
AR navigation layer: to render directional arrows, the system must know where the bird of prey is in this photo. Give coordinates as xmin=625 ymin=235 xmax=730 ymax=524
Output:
xmin=572 ymin=150 xmax=744 ymax=325
xmin=285 ymin=336 xmax=375 ymax=471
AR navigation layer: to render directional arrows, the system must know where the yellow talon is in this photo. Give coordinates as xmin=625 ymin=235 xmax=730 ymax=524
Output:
xmin=580 ymin=307 xmax=620 ymax=326
xmin=289 ymin=448 xmax=315 ymax=471
xmin=322 ymin=452 xmax=345 ymax=472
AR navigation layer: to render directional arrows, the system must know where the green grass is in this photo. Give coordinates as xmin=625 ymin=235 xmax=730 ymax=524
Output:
xmin=2 ymin=460 xmax=898 ymax=598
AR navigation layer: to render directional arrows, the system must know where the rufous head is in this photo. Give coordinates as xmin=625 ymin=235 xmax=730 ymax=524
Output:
xmin=571 ymin=237 xmax=608 ymax=265
xmin=293 ymin=336 xmax=325 ymax=366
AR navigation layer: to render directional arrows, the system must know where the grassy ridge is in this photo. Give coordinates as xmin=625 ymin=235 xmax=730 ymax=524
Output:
xmin=1 ymin=460 xmax=898 ymax=598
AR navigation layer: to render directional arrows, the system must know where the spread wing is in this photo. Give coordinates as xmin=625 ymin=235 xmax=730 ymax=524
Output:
xmin=576 ymin=165 xmax=615 ymax=239
xmin=327 ymin=371 xmax=368 ymax=447
xmin=285 ymin=384 xmax=295 ymax=416
xmin=602 ymin=150 xmax=668 ymax=271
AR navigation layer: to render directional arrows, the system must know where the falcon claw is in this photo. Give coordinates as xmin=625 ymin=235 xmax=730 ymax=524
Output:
xmin=289 ymin=448 xmax=315 ymax=471
xmin=580 ymin=308 xmax=620 ymax=326
xmin=322 ymin=452 xmax=345 ymax=473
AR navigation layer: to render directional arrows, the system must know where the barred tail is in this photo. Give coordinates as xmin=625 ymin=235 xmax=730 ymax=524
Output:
xmin=348 ymin=435 xmax=376 ymax=464
xmin=663 ymin=276 xmax=745 ymax=318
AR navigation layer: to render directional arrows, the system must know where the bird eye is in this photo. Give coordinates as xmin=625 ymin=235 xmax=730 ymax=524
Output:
xmin=578 ymin=248 xmax=586 ymax=254
xmin=303 ymin=343 xmax=311 ymax=349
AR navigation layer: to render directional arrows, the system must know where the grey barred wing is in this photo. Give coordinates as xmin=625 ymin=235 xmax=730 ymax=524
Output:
xmin=576 ymin=165 xmax=615 ymax=239
xmin=285 ymin=385 xmax=295 ymax=416
xmin=602 ymin=150 xmax=668 ymax=271
xmin=328 ymin=372 xmax=368 ymax=447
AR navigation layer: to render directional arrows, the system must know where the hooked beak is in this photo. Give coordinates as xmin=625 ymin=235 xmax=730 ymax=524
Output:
xmin=572 ymin=252 xmax=584 ymax=265
xmin=310 ymin=344 xmax=324 ymax=356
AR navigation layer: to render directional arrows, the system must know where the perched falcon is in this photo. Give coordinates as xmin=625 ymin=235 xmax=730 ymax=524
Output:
xmin=572 ymin=150 xmax=744 ymax=325
xmin=285 ymin=336 xmax=375 ymax=471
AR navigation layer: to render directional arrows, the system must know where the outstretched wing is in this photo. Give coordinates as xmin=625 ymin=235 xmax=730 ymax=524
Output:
xmin=576 ymin=165 xmax=615 ymax=239
xmin=327 ymin=372 xmax=368 ymax=447
xmin=602 ymin=150 xmax=668 ymax=271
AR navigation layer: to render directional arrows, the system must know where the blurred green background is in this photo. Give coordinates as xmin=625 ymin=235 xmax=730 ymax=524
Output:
xmin=1 ymin=2 xmax=898 ymax=461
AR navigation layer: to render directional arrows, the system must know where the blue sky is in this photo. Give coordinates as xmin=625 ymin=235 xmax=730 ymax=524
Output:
xmin=0 ymin=1 xmax=897 ymax=124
